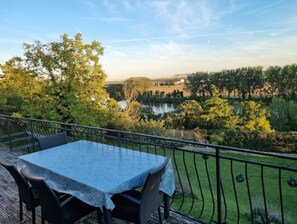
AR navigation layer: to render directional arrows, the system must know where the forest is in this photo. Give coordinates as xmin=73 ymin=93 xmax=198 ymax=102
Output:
xmin=0 ymin=33 xmax=296 ymax=152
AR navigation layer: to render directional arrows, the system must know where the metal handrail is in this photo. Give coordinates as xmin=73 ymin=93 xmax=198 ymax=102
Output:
xmin=0 ymin=114 xmax=296 ymax=224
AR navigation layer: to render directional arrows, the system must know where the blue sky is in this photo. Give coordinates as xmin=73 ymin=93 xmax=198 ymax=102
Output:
xmin=0 ymin=0 xmax=297 ymax=81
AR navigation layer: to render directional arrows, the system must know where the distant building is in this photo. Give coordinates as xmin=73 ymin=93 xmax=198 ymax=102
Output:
xmin=174 ymin=79 xmax=185 ymax=85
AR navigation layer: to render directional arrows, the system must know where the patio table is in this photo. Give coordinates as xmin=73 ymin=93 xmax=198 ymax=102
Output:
xmin=18 ymin=140 xmax=175 ymax=223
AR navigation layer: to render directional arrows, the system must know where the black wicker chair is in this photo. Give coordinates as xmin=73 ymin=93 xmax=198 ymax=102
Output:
xmin=0 ymin=160 xmax=39 ymax=224
xmin=21 ymin=169 xmax=101 ymax=224
xmin=37 ymin=132 xmax=68 ymax=150
xmin=111 ymin=157 xmax=170 ymax=224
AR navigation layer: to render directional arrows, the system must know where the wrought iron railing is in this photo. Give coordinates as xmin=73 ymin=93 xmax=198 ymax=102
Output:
xmin=0 ymin=114 xmax=296 ymax=224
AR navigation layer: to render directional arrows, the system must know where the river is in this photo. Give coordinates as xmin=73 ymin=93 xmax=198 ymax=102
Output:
xmin=118 ymin=100 xmax=177 ymax=115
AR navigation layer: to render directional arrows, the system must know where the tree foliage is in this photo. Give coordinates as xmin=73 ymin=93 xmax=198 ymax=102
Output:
xmin=185 ymin=64 xmax=297 ymax=99
xmin=185 ymin=72 xmax=211 ymax=98
xmin=238 ymin=101 xmax=273 ymax=133
xmin=0 ymin=33 xmax=122 ymax=127
xmin=269 ymin=97 xmax=297 ymax=132
xmin=0 ymin=57 xmax=43 ymax=114
xmin=123 ymin=77 xmax=152 ymax=100
xmin=201 ymin=85 xmax=238 ymax=129
xmin=176 ymin=100 xmax=203 ymax=129
xmin=133 ymin=119 xmax=165 ymax=136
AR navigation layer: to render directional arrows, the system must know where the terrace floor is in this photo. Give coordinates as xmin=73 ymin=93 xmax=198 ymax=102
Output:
xmin=0 ymin=144 xmax=198 ymax=224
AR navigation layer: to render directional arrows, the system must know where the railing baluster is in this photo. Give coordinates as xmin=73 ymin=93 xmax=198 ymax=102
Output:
xmin=221 ymin=178 xmax=227 ymax=222
xmin=279 ymin=168 xmax=285 ymax=224
xmin=230 ymin=160 xmax=240 ymax=224
xmin=204 ymin=154 xmax=215 ymax=223
xmin=182 ymin=151 xmax=195 ymax=215
xmin=261 ymin=166 xmax=268 ymax=223
xmin=194 ymin=153 xmax=205 ymax=219
xmin=215 ymin=147 xmax=222 ymax=224
xmin=173 ymin=148 xmax=184 ymax=211
xmin=245 ymin=162 xmax=254 ymax=224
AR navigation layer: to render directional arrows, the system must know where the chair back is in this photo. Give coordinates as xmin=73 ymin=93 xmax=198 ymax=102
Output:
xmin=139 ymin=157 xmax=169 ymax=224
xmin=21 ymin=169 xmax=64 ymax=223
xmin=0 ymin=160 xmax=34 ymax=209
xmin=37 ymin=132 xmax=68 ymax=150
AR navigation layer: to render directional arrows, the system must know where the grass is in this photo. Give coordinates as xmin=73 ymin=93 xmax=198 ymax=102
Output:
xmin=168 ymin=149 xmax=296 ymax=224
xmin=149 ymin=84 xmax=191 ymax=96
xmin=122 ymin=142 xmax=297 ymax=224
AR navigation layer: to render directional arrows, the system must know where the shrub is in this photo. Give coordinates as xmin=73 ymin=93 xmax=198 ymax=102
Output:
xmin=214 ymin=129 xmax=297 ymax=153
xmin=132 ymin=119 xmax=165 ymax=136
xmin=269 ymin=98 xmax=297 ymax=132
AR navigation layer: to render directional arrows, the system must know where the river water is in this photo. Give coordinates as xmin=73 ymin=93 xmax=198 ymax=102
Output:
xmin=118 ymin=100 xmax=177 ymax=115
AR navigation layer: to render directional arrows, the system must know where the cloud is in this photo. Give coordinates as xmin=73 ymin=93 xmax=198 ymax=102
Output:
xmin=149 ymin=0 xmax=214 ymax=34
xmin=235 ymin=35 xmax=297 ymax=54
xmin=77 ymin=0 xmax=98 ymax=13
xmin=241 ymin=0 xmax=289 ymax=15
xmin=81 ymin=17 xmax=130 ymax=22
xmin=104 ymin=27 xmax=297 ymax=44
xmin=148 ymin=41 xmax=189 ymax=57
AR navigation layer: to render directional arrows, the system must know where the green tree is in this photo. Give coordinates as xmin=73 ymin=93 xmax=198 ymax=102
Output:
xmin=282 ymin=64 xmax=297 ymax=99
xmin=0 ymin=57 xmax=42 ymax=114
xmin=224 ymin=69 xmax=238 ymax=98
xmin=269 ymin=97 xmax=297 ymax=131
xmin=105 ymin=83 xmax=124 ymax=101
xmin=185 ymin=72 xmax=210 ymax=98
xmin=176 ymin=100 xmax=203 ymax=129
xmin=123 ymin=77 xmax=152 ymax=101
xmin=212 ymin=71 xmax=224 ymax=94
xmin=236 ymin=66 xmax=264 ymax=99
xmin=2 ymin=33 xmax=117 ymax=127
xmin=265 ymin=66 xmax=282 ymax=96
xmin=238 ymin=101 xmax=273 ymax=133
xmin=201 ymin=85 xmax=238 ymax=129
xmin=125 ymin=100 xmax=142 ymax=122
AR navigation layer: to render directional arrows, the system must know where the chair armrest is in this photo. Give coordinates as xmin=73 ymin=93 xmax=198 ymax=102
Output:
xmin=119 ymin=193 xmax=141 ymax=205
xmin=60 ymin=195 xmax=75 ymax=207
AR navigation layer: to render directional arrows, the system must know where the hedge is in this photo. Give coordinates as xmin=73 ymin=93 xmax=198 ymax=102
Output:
xmin=213 ymin=129 xmax=297 ymax=153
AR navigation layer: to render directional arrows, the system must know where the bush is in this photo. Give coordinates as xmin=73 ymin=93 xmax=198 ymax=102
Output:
xmin=132 ymin=119 xmax=165 ymax=136
xmin=269 ymin=98 xmax=297 ymax=132
xmin=213 ymin=129 xmax=297 ymax=153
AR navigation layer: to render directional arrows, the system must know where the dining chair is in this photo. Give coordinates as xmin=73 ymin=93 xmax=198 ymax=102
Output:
xmin=37 ymin=132 xmax=68 ymax=150
xmin=111 ymin=157 xmax=170 ymax=224
xmin=21 ymin=169 xmax=101 ymax=224
xmin=0 ymin=160 xmax=39 ymax=224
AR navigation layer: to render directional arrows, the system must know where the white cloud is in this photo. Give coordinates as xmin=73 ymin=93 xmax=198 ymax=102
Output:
xmin=149 ymin=0 xmax=214 ymax=34
xmin=104 ymin=27 xmax=297 ymax=44
xmin=81 ymin=17 xmax=130 ymax=22
xmin=241 ymin=0 xmax=289 ymax=15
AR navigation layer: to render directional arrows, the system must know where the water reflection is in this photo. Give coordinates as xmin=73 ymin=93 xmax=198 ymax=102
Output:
xmin=118 ymin=100 xmax=177 ymax=115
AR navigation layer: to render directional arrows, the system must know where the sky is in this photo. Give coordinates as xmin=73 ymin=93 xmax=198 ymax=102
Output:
xmin=0 ymin=0 xmax=297 ymax=81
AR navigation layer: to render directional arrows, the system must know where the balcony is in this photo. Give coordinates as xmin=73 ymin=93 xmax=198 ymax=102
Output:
xmin=0 ymin=114 xmax=296 ymax=224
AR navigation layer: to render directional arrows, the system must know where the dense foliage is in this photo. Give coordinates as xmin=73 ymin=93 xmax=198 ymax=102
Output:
xmin=1 ymin=34 xmax=122 ymax=126
xmin=211 ymin=129 xmax=297 ymax=153
xmin=123 ymin=77 xmax=152 ymax=101
xmin=104 ymin=83 xmax=124 ymax=101
xmin=269 ymin=98 xmax=297 ymax=132
xmin=185 ymin=65 xmax=297 ymax=99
